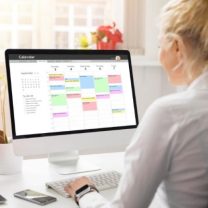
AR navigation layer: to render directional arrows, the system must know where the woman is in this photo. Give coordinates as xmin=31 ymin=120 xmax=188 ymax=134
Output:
xmin=65 ymin=0 xmax=208 ymax=207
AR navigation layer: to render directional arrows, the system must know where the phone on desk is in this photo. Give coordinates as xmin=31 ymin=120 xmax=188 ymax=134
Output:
xmin=14 ymin=189 xmax=57 ymax=206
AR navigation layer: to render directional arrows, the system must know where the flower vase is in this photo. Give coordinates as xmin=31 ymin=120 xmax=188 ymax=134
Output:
xmin=0 ymin=142 xmax=23 ymax=175
xmin=97 ymin=40 xmax=116 ymax=50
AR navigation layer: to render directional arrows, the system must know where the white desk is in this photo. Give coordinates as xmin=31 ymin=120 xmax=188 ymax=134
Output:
xmin=0 ymin=152 xmax=124 ymax=208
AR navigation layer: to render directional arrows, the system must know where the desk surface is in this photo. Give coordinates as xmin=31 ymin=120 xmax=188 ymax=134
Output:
xmin=0 ymin=152 xmax=124 ymax=208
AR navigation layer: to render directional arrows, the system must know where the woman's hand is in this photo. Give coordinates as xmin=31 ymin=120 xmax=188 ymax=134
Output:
xmin=64 ymin=176 xmax=93 ymax=200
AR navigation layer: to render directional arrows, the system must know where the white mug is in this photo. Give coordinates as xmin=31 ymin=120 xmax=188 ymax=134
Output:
xmin=0 ymin=142 xmax=23 ymax=175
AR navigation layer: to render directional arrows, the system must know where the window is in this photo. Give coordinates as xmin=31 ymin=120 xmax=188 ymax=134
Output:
xmin=54 ymin=0 xmax=107 ymax=49
xmin=0 ymin=0 xmax=34 ymax=59
xmin=0 ymin=0 xmax=111 ymax=60
xmin=0 ymin=0 xmax=145 ymax=63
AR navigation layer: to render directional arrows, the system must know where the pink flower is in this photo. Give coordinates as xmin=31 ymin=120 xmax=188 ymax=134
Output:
xmin=96 ymin=22 xmax=123 ymax=44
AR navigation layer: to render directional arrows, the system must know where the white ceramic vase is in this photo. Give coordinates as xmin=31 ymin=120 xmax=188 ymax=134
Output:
xmin=0 ymin=142 xmax=23 ymax=174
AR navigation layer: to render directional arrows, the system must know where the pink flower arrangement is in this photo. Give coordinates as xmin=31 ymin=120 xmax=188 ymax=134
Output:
xmin=92 ymin=22 xmax=123 ymax=50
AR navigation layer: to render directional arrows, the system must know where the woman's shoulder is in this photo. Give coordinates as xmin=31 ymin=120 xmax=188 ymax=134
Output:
xmin=146 ymin=91 xmax=192 ymax=121
xmin=151 ymin=90 xmax=192 ymax=110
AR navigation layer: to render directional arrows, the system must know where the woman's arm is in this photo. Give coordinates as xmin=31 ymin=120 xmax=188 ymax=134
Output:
xmin=66 ymin=100 xmax=177 ymax=208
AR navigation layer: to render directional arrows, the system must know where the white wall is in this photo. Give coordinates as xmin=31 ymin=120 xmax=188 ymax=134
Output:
xmin=130 ymin=0 xmax=175 ymax=118
xmin=145 ymin=0 xmax=168 ymax=60
xmin=132 ymin=64 xmax=174 ymax=118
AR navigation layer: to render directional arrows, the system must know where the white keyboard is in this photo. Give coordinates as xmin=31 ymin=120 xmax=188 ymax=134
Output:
xmin=46 ymin=170 xmax=121 ymax=197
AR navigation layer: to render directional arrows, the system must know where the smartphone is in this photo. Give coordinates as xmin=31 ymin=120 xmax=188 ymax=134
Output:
xmin=14 ymin=189 xmax=57 ymax=206
xmin=0 ymin=195 xmax=6 ymax=204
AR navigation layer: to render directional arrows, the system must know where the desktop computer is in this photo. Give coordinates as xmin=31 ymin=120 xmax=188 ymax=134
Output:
xmin=5 ymin=49 xmax=138 ymax=174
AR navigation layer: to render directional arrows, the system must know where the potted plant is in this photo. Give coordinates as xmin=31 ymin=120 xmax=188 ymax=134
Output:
xmin=77 ymin=22 xmax=123 ymax=50
xmin=0 ymin=71 xmax=22 ymax=174
xmin=93 ymin=22 xmax=123 ymax=50
xmin=0 ymin=72 xmax=7 ymax=144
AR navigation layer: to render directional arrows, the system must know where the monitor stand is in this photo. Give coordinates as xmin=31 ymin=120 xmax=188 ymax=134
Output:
xmin=48 ymin=150 xmax=100 ymax=175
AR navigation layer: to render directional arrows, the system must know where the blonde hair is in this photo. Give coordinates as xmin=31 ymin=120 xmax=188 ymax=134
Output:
xmin=159 ymin=0 xmax=208 ymax=77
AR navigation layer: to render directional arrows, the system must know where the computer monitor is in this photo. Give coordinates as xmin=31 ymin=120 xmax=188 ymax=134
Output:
xmin=5 ymin=49 xmax=138 ymax=174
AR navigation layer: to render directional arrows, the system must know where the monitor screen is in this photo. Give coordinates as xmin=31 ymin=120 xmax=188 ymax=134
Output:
xmin=5 ymin=50 xmax=138 ymax=141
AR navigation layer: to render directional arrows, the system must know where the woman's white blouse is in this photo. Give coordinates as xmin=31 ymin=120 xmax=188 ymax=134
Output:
xmin=79 ymin=71 xmax=208 ymax=208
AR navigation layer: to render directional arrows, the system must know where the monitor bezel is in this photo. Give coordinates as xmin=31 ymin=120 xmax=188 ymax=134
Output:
xmin=5 ymin=49 xmax=139 ymax=140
